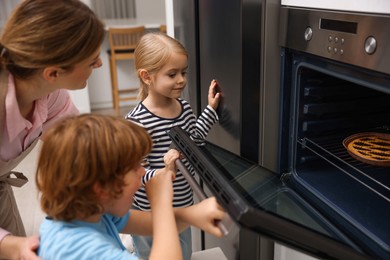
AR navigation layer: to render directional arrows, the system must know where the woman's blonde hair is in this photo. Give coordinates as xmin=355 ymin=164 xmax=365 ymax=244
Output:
xmin=0 ymin=0 xmax=105 ymax=79
xmin=36 ymin=114 xmax=152 ymax=221
xmin=134 ymin=32 xmax=188 ymax=100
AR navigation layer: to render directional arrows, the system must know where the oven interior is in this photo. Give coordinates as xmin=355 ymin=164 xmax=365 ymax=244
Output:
xmin=282 ymin=51 xmax=390 ymax=257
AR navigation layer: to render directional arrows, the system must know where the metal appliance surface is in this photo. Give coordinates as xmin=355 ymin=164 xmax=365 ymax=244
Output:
xmin=172 ymin=0 xmax=280 ymax=259
xmin=173 ymin=0 xmax=267 ymax=162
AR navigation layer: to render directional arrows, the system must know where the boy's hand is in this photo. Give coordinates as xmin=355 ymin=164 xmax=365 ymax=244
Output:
xmin=163 ymin=148 xmax=180 ymax=180
xmin=146 ymin=149 xmax=180 ymax=205
xmin=187 ymin=197 xmax=226 ymax=238
xmin=208 ymin=79 xmax=222 ymax=111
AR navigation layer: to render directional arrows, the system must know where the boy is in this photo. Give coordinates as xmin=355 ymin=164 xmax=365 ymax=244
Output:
xmin=36 ymin=114 xmax=224 ymax=260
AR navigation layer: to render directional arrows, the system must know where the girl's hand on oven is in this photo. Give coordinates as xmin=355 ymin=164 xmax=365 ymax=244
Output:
xmin=208 ymin=79 xmax=222 ymax=111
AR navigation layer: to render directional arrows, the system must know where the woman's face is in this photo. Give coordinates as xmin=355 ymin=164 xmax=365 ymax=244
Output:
xmin=59 ymin=49 xmax=102 ymax=90
xmin=149 ymin=52 xmax=188 ymax=99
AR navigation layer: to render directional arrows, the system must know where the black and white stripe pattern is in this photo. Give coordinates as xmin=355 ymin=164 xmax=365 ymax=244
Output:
xmin=125 ymin=98 xmax=218 ymax=210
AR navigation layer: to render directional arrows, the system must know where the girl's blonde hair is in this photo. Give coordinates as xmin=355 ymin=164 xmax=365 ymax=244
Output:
xmin=36 ymin=114 xmax=152 ymax=221
xmin=134 ymin=32 xmax=188 ymax=100
xmin=0 ymin=0 xmax=105 ymax=79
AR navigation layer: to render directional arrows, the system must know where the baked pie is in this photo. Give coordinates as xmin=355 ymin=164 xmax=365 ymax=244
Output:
xmin=343 ymin=132 xmax=390 ymax=167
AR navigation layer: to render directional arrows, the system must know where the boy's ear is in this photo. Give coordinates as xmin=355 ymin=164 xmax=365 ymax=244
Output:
xmin=139 ymin=69 xmax=151 ymax=85
xmin=93 ymin=183 xmax=110 ymax=201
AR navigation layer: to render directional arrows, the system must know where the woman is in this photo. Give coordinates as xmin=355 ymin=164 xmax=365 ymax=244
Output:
xmin=0 ymin=0 xmax=105 ymax=258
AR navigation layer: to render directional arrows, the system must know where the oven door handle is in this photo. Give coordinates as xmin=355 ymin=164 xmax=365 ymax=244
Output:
xmin=174 ymin=158 xmax=232 ymax=237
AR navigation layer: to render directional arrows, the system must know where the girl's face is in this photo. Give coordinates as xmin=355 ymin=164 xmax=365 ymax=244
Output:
xmin=105 ymin=165 xmax=145 ymax=217
xmin=149 ymin=52 xmax=188 ymax=99
xmin=59 ymin=48 xmax=102 ymax=90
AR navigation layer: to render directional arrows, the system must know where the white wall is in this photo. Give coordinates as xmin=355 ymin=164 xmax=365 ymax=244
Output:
xmin=70 ymin=1 xmax=92 ymax=113
xmin=68 ymin=88 xmax=91 ymax=114
xmin=135 ymin=0 xmax=166 ymax=22
xmin=87 ymin=0 xmax=167 ymax=110
xmin=165 ymin=0 xmax=174 ymax=36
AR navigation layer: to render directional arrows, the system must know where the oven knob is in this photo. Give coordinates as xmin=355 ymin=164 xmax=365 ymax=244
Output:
xmin=364 ymin=36 xmax=377 ymax=55
xmin=304 ymin=27 xmax=313 ymax=41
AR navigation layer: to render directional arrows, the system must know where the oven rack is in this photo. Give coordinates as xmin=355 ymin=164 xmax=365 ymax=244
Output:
xmin=298 ymin=128 xmax=390 ymax=202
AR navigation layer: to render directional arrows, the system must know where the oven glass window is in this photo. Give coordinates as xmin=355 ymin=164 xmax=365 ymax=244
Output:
xmin=201 ymin=142 xmax=353 ymax=242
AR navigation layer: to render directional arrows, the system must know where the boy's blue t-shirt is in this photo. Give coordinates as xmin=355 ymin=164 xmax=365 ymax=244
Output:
xmin=38 ymin=212 xmax=137 ymax=260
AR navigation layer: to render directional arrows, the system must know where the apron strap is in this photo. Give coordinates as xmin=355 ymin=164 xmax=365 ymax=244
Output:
xmin=0 ymin=171 xmax=28 ymax=187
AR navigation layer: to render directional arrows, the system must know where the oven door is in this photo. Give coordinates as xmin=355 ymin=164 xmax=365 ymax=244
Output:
xmin=168 ymin=127 xmax=371 ymax=260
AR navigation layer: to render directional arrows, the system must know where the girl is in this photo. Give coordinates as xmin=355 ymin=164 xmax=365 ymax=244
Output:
xmin=0 ymin=0 xmax=105 ymax=258
xmin=125 ymin=32 xmax=222 ymax=259
xmin=36 ymin=114 xmax=225 ymax=260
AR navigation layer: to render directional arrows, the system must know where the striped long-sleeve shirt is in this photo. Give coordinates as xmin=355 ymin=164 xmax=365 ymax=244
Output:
xmin=125 ymin=98 xmax=218 ymax=210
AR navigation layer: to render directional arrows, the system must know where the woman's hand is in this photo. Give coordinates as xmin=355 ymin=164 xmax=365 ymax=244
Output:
xmin=20 ymin=235 xmax=40 ymax=260
xmin=0 ymin=235 xmax=40 ymax=260
xmin=208 ymin=79 xmax=222 ymax=111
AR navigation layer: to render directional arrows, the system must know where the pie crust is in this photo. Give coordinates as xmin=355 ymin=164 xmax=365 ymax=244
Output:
xmin=343 ymin=132 xmax=390 ymax=167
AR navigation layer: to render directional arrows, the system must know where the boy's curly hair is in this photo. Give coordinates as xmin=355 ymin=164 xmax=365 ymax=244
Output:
xmin=36 ymin=114 xmax=152 ymax=221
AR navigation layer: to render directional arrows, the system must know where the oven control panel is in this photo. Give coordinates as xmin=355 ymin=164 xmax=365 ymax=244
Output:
xmin=281 ymin=0 xmax=390 ymax=15
xmin=279 ymin=7 xmax=390 ymax=75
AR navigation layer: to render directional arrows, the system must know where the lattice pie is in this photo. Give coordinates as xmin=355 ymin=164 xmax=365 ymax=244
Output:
xmin=343 ymin=132 xmax=390 ymax=167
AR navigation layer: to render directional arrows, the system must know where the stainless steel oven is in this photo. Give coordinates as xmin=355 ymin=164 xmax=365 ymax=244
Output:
xmin=278 ymin=6 xmax=390 ymax=259
xmin=171 ymin=2 xmax=390 ymax=259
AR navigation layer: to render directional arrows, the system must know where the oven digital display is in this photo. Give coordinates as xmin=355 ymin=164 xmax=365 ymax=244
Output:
xmin=320 ymin=18 xmax=357 ymax=34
